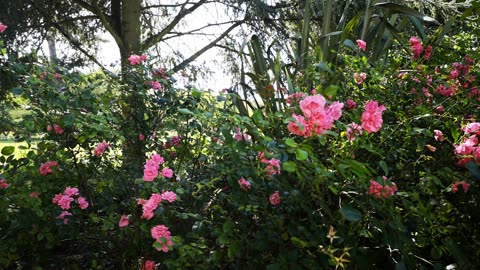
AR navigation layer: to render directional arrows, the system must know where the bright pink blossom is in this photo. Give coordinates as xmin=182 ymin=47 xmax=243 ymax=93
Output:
xmin=151 ymin=154 xmax=164 ymax=164
xmin=0 ymin=179 xmax=9 ymax=189
xmin=128 ymin=54 xmax=142 ymax=65
xmin=409 ymin=36 xmax=423 ymax=59
xmin=139 ymin=133 xmax=145 ymax=141
xmin=143 ymin=166 xmax=159 ymax=181
xmin=464 ymin=122 xmax=480 ymax=134
xmin=143 ymin=260 xmax=155 ymax=270
xmin=265 ymin=158 xmax=281 ymax=176
xmin=0 ymin=22 xmax=7 ymax=33
xmin=346 ymin=99 xmax=356 ymax=109
xmin=151 ymin=225 xmax=174 ymax=252
xmin=452 ymin=181 xmax=471 ymax=193
xmin=151 ymin=81 xmax=162 ymax=90
xmin=64 ymin=186 xmax=79 ymax=197
xmin=57 ymin=195 xmax=74 ymax=210
xmin=94 ymin=141 xmax=109 ymax=156
xmin=29 ymin=191 xmax=39 ymax=198
xmin=326 ymin=101 xmax=344 ymax=121
xmin=161 ymin=191 xmax=177 ymax=202
xmin=299 ymin=94 xmax=326 ymax=118
xmin=57 ymin=211 xmax=72 ymax=224
xmin=361 ymin=100 xmax=386 ymax=133
xmin=77 ymin=196 xmax=89 ymax=209
xmin=269 ymin=191 xmax=281 ymax=205
xmin=287 ymin=114 xmax=311 ymax=137
xmin=238 ymin=177 xmax=251 ymax=191
xmin=161 ymin=168 xmax=173 ymax=178
xmin=119 ymin=215 xmax=129 ymax=228
xmin=39 ymin=161 xmax=58 ymax=175
xmin=356 ymin=39 xmax=366 ymax=51
xmin=368 ymin=179 xmax=397 ymax=198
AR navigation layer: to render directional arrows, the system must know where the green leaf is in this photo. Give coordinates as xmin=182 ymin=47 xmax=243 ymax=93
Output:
xmin=290 ymin=236 xmax=308 ymax=248
xmin=178 ymin=108 xmax=194 ymax=115
xmin=1 ymin=146 xmax=15 ymax=156
xmin=375 ymin=2 xmax=440 ymax=25
xmin=282 ymin=161 xmax=297 ymax=172
xmin=324 ymin=85 xmax=339 ymax=98
xmin=223 ymin=220 xmax=234 ymax=234
xmin=340 ymin=206 xmax=362 ymax=222
xmin=379 ymin=160 xmax=389 ymax=175
xmin=285 ymin=138 xmax=298 ymax=148
xmin=295 ymin=149 xmax=308 ymax=161
xmin=466 ymin=161 xmax=480 ymax=180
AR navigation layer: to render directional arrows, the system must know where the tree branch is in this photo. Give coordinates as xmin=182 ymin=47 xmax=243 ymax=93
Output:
xmin=141 ymin=0 xmax=209 ymax=51
xmin=170 ymin=20 xmax=243 ymax=73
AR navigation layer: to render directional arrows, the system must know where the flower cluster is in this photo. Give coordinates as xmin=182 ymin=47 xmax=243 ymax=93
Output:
xmin=47 ymin=124 xmax=64 ymax=135
xmin=409 ymin=36 xmax=432 ymax=60
xmin=287 ymin=94 xmax=344 ymax=138
xmin=94 ymin=141 xmax=109 ymax=156
xmin=368 ymin=177 xmax=397 ymax=198
xmin=151 ymin=225 xmax=174 ymax=252
xmin=452 ymin=122 xmax=480 ymax=167
xmin=138 ymin=191 xmax=177 ymax=220
xmin=143 ymin=154 xmax=173 ymax=181
xmin=353 ymin=72 xmax=367 ymax=85
xmin=39 ymin=161 xmax=59 ymax=175
xmin=150 ymin=80 xmax=162 ymax=90
xmin=52 ymin=187 xmax=89 ymax=224
xmin=258 ymin=152 xmax=281 ymax=176
xmin=128 ymin=54 xmax=148 ymax=65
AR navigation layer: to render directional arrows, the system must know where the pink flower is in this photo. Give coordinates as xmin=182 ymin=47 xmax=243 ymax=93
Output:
xmin=29 ymin=191 xmax=39 ymax=198
xmin=151 ymin=225 xmax=174 ymax=252
xmin=47 ymin=124 xmax=64 ymax=135
xmin=77 ymin=196 xmax=89 ymax=209
xmin=140 ymin=54 xmax=148 ymax=61
xmin=57 ymin=211 xmax=72 ymax=224
xmin=409 ymin=36 xmax=423 ymax=59
xmin=269 ymin=191 xmax=281 ymax=205
xmin=287 ymin=114 xmax=311 ymax=137
xmin=151 ymin=81 xmax=162 ymax=90
xmin=356 ymin=39 xmax=366 ymax=51
xmin=39 ymin=161 xmax=58 ymax=175
xmin=434 ymin=130 xmax=445 ymax=142
xmin=52 ymin=193 xmax=63 ymax=204
xmin=326 ymin=101 xmax=344 ymax=121
xmin=435 ymin=105 xmax=444 ymax=113
xmin=151 ymin=154 xmax=164 ymax=164
xmin=57 ymin=195 xmax=74 ymax=210
xmin=265 ymin=158 xmax=281 ymax=176
xmin=64 ymin=186 xmax=79 ymax=197
xmin=128 ymin=54 xmax=142 ymax=65
xmin=0 ymin=22 xmax=7 ymax=33
xmin=238 ymin=177 xmax=251 ymax=191
xmin=464 ymin=122 xmax=480 ymax=134
xmin=0 ymin=179 xmax=9 ymax=189
xmin=143 ymin=260 xmax=155 ymax=270
xmin=361 ymin=100 xmax=386 ymax=133
xmin=54 ymin=73 xmax=61 ymax=79
xmin=119 ymin=215 xmax=129 ymax=228
xmin=353 ymin=72 xmax=367 ymax=85
xmin=94 ymin=141 xmax=109 ymax=156
xmin=346 ymin=99 xmax=357 ymax=109
xmin=161 ymin=168 xmax=173 ymax=178
xmin=368 ymin=179 xmax=397 ymax=198
xmin=143 ymin=166 xmax=159 ymax=181
xmin=234 ymin=132 xmax=251 ymax=141
xmin=346 ymin=122 xmax=363 ymax=141
xmin=299 ymin=94 xmax=327 ymax=118
xmin=139 ymin=133 xmax=145 ymax=141
xmin=452 ymin=181 xmax=471 ymax=193
xmin=161 ymin=191 xmax=177 ymax=202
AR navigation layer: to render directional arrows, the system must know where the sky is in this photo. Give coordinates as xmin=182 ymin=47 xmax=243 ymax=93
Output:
xmin=42 ymin=1 xmax=243 ymax=93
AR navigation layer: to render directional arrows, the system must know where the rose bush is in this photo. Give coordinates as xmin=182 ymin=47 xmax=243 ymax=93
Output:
xmin=1 ymin=17 xmax=480 ymax=270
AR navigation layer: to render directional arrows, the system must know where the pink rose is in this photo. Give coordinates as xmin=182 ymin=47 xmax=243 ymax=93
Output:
xmin=77 ymin=196 xmax=89 ymax=209
xmin=269 ymin=191 xmax=281 ymax=205
xmin=0 ymin=22 xmax=7 ymax=33
xmin=94 ymin=141 xmax=109 ymax=156
xmin=356 ymin=39 xmax=366 ymax=51
xmin=361 ymin=100 xmax=386 ymax=133
xmin=161 ymin=168 xmax=173 ymax=178
xmin=39 ymin=161 xmax=58 ymax=175
xmin=143 ymin=260 xmax=155 ymax=270
xmin=119 ymin=215 xmax=129 ymax=228
xmin=238 ymin=177 xmax=251 ymax=191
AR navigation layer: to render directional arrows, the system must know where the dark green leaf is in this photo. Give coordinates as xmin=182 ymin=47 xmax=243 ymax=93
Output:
xmin=340 ymin=206 xmax=362 ymax=222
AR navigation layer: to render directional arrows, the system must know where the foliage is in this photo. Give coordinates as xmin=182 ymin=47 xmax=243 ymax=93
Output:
xmin=1 ymin=5 xmax=480 ymax=270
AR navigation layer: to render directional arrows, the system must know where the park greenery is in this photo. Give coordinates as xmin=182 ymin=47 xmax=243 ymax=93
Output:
xmin=1 ymin=0 xmax=480 ymax=269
